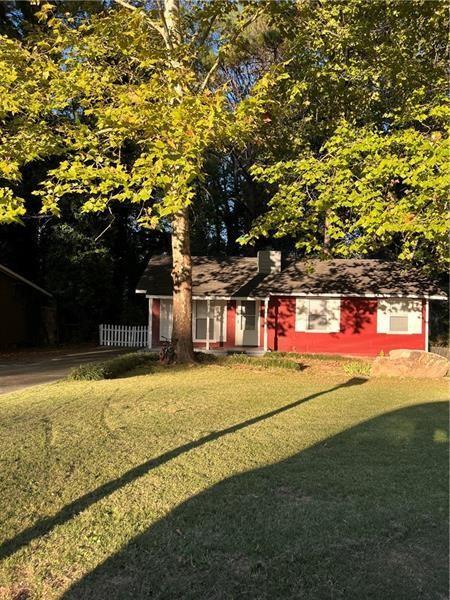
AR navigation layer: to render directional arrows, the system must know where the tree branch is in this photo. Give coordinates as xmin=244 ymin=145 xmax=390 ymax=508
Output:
xmin=114 ymin=0 xmax=167 ymax=42
xmin=199 ymin=6 xmax=264 ymax=92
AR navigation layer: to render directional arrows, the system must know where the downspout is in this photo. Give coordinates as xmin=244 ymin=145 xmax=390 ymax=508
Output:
xmin=425 ymin=298 xmax=429 ymax=352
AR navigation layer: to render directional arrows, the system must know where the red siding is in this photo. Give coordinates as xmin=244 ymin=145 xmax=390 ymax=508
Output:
xmin=151 ymin=296 xmax=425 ymax=356
xmin=151 ymin=299 xmax=161 ymax=347
xmin=267 ymin=296 xmax=426 ymax=357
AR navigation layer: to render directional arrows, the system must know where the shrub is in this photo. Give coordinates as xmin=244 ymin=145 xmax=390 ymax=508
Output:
xmin=343 ymin=361 xmax=371 ymax=377
xmin=265 ymin=351 xmax=348 ymax=362
xmin=225 ymin=354 xmax=301 ymax=370
xmin=68 ymin=352 xmax=158 ymax=381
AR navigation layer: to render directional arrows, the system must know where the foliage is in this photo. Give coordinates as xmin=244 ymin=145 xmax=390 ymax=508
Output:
xmin=225 ymin=353 xmax=301 ymax=370
xmin=265 ymin=351 xmax=349 ymax=362
xmin=239 ymin=0 xmax=449 ymax=268
xmin=0 ymin=2 xmax=277 ymax=228
xmin=42 ymin=223 xmax=116 ymax=341
xmin=68 ymin=351 xmax=157 ymax=380
xmin=343 ymin=360 xmax=372 ymax=377
xmin=245 ymin=105 xmax=450 ymax=265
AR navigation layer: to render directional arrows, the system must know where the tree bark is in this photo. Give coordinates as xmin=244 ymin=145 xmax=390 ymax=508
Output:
xmin=171 ymin=208 xmax=194 ymax=362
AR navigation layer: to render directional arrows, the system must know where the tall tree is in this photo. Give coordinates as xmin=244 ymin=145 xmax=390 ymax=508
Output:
xmin=238 ymin=0 xmax=449 ymax=270
xmin=0 ymin=0 xmax=276 ymax=360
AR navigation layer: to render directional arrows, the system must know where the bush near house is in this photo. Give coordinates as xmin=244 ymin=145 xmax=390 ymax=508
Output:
xmin=343 ymin=361 xmax=372 ymax=377
xmin=68 ymin=352 xmax=158 ymax=381
xmin=225 ymin=353 xmax=302 ymax=370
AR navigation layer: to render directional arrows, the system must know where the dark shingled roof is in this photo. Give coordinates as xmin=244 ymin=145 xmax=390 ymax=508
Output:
xmin=137 ymin=255 xmax=446 ymax=299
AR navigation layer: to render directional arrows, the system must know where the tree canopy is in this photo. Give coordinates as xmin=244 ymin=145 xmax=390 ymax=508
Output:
xmin=0 ymin=0 xmax=448 ymax=348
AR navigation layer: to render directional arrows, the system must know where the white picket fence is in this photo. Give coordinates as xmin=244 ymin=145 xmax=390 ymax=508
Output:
xmin=99 ymin=324 xmax=148 ymax=348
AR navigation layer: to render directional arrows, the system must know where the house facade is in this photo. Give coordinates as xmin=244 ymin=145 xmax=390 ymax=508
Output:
xmin=136 ymin=252 xmax=446 ymax=357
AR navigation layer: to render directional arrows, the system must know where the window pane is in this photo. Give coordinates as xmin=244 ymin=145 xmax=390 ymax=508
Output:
xmin=308 ymin=312 xmax=328 ymax=330
xmin=245 ymin=315 xmax=256 ymax=330
xmin=241 ymin=301 xmax=256 ymax=331
xmin=389 ymin=315 xmax=408 ymax=332
xmin=308 ymin=299 xmax=329 ymax=331
xmin=196 ymin=300 xmax=207 ymax=318
xmin=196 ymin=318 xmax=207 ymax=339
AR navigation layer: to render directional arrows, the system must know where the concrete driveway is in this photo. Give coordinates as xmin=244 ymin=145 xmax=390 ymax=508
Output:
xmin=0 ymin=347 xmax=128 ymax=395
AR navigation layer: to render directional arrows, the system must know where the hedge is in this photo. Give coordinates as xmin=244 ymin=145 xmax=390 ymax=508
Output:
xmin=68 ymin=352 xmax=158 ymax=381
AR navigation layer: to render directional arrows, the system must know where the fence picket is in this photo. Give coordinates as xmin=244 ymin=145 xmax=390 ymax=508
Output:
xmin=99 ymin=323 xmax=149 ymax=348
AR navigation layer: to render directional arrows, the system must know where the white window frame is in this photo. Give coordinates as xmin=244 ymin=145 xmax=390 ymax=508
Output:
xmin=377 ymin=299 xmax=422 ymax=335
xmin=295 ymin=297 xmax=341 ymax=333
xmin=193 ymin=300 xmax=227 ymax=342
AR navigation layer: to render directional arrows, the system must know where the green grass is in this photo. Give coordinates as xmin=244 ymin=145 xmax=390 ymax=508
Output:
xmin=0 ymin=363 xmax=448 ymax=599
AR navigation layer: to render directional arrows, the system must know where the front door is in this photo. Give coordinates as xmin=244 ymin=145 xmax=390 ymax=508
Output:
xmin=235 ymin=300 xmax=260 ymax=346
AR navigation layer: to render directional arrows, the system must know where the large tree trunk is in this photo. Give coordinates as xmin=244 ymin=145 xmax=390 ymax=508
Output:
xmin=164 ymin=0 xmax=194 ymax=362
xmin=171 ymin=208 xmax=194 ymax=363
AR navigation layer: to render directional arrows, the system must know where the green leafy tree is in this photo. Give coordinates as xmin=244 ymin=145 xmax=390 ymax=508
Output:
xmin=240 ymin=0 xmax=449 ymax=269
xmin=0 ymin=0 xmax=276 ymax=361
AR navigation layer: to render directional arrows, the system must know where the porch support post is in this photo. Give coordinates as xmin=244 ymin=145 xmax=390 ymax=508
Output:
xmin=148 ymin=298 xmax=153 ymax=350
xmin=263 ymin=297 xmax=269 ymax=352
xmin=206 ymin=298 xmax=210 ymax=351
xmin=425 ymin=298 xmax=429 ymax=352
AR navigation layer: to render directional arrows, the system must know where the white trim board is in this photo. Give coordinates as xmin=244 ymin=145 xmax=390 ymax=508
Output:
xmin=268 ymin=292 xmax=446 ymax=300
xmin=140 ymin=292 xmax=446 ymax=301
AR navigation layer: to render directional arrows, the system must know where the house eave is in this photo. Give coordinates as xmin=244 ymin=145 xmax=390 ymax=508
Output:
xmin=267 ymin=292 xmax=447 ymax=300
xmin=0 ymin=263 xmax=53 ymax=298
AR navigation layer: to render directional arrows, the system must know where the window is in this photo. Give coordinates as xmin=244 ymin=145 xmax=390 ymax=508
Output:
xmin=377 ymin=299 xmax=422 ymax=334
xmin=159 ymin=299 xmax=173 ymax=341
xmin=389 ymin=315 xmax=408 ymax=332
xmin=193 ymin=300 xmax=227 ymax=341
xmin=295 ymin=298 xmax=341 ymax=333
xmin=195 ymin=300 xmax=215 ymax=340
xmin=240 ymin=300 xmax=256 ymax=331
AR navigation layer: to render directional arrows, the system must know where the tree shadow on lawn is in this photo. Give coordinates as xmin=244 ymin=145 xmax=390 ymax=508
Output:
xmin=62 ymin=401 xmax=448 ymax=600
xmin=0 ymin=378 xmax=365 ymax=562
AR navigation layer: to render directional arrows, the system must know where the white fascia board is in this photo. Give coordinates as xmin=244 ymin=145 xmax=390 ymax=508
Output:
xmin=192 ymin=295 xmax=267 ymax=301
xmin=269 ymin=292 xmax=447 ymax=300
xmin=145 ymin=294 xmax=172 ymax=299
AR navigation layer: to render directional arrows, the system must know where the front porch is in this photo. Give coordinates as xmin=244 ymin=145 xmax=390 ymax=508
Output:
xmin=148 ymin=296 xmax=270 ymax=353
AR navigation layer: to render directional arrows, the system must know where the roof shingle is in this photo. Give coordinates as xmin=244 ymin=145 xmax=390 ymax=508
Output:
xmin=136 ymin=255 xmax=446 ymax=299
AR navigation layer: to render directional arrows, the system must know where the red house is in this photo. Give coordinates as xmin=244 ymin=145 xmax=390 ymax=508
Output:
xmin=136 ymin=252 xmax=446 ymax=357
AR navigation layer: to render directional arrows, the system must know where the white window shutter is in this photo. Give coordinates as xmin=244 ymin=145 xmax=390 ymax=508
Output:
xmin=160 ymin=299 xmax=173 ymax=340
xmin=295 ymin=298 xmax=309 ymax=331
xmin=328 ymin=298 xmax=341 ymax=332
xmin=408 ymin=300 xmax=423 ymax=334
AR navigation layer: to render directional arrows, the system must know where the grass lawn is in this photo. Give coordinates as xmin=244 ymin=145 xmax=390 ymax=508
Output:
xmin=0 ymin=360 xmax=448 ymax=599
